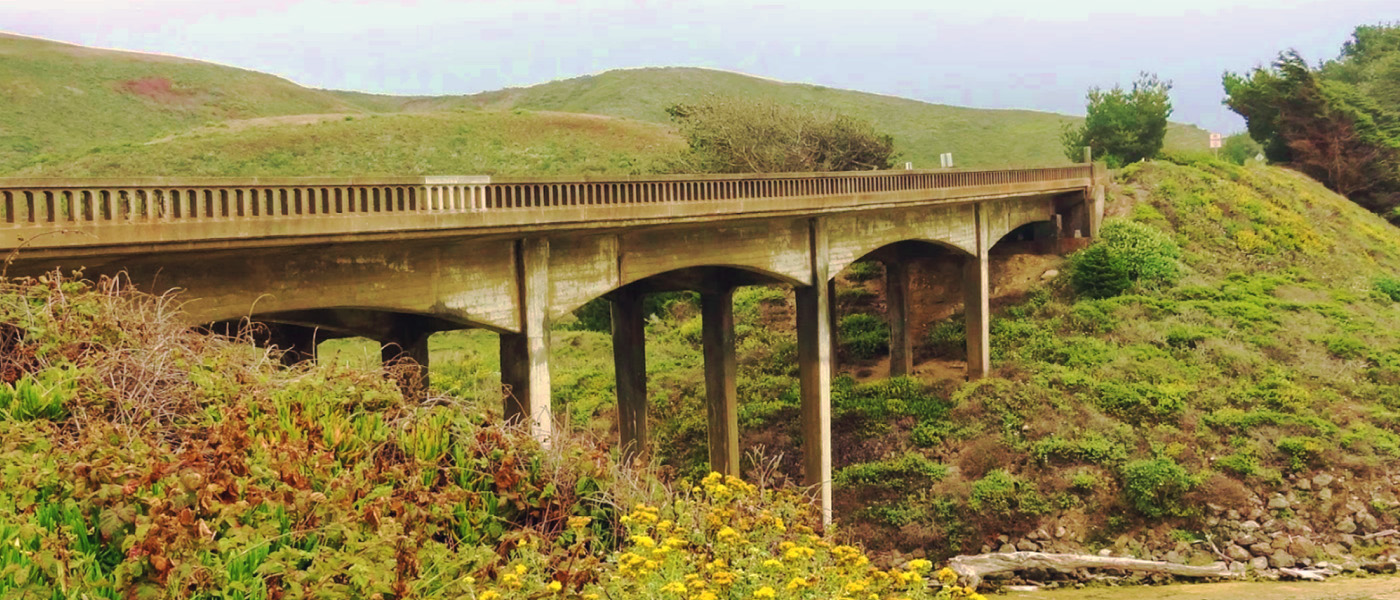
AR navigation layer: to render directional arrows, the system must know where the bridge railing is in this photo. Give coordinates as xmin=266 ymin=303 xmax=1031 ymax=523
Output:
xmin=1 ymin=165 xmax=1094 ymax=233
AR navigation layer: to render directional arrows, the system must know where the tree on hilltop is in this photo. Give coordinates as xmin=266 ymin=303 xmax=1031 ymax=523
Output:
xmin=1061 ymin=73 xmax=1174 ymax=167
xmin=665 ymin=96 xmax=896 ymax=173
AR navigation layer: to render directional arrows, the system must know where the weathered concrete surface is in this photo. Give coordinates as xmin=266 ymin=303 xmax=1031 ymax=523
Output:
xmin=703 ymin=288 xmax=739 ymax=476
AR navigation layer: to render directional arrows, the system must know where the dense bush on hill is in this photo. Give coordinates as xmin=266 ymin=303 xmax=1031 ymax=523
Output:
xmin=1061 ymin=73 xmax=1174 ymax=167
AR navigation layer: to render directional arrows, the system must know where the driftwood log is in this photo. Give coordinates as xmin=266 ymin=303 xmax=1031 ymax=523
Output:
xmin=948 ymin=551 xmax=1242 ymax=588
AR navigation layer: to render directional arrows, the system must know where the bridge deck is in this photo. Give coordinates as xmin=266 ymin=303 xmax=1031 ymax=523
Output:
xmin=1 ymin=165 xmax=1095 ymax=254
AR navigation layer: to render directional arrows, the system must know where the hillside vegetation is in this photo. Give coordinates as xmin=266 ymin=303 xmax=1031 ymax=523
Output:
xmin=317 ymin=158 xmax=1400 ymax=574
xmin=2 ymin=35 xmax=1208 ymax=177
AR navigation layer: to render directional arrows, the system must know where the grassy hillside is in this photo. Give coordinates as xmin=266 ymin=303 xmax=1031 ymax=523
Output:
xmin=0 ymin=33 xmax=371 ymax=173
xmin=13 ymin=110 xmax=683 ymax=177
xmin=398 ymin=67 xmax=1210 ymax=169
xmin=1 ymin=34 xmax=1208 ymax=176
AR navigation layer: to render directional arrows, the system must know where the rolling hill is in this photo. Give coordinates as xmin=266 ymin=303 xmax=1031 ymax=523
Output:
xmin=2 ymin=34 xmax=1209 ymax=177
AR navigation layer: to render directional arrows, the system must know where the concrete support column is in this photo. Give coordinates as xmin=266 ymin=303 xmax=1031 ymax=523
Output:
xmin=702 ymin=287 xmax=739 ymax=476
xmin=827 ymin=278 xmax=839 ymax=376
xmin=884 ymin=255 xmax=913 ymax=378
xmin=611 ymin=289 xmax=648 ymax=461
xmin=501 ymin=238 xmax=553 ymax=441
xmin=381 ymin=329 xmax=431 ymax=396
xmin=964 ymin=205 xmax=991 ymax=380
xmin=797 ymin=219 xmax=833 ymax=528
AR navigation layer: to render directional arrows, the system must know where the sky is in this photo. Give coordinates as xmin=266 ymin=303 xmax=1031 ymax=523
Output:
xmin=4 ymin=0 xmax=1398 ymax=133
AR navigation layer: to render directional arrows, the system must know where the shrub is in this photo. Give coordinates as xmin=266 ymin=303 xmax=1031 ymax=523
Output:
xmin=835 ymin=453 xmax=948 ymax=488
xmin=1215 ymin=451 xmax=1261 ymax=477
xmin=1164 ymin=324 xmax=1219 ymax=349
xmin=666 ymin=97 xmax=896 ymax=173
xmin=1121 ymin=458 xmax=1196 ymax=518
xmin=1032 ymin=434 xmax=1129 ymax=465
xmin=839 ymin=313 xmax=889 ymax=359
xmin=844 ymin=260 xmax=883 ymax=282
xmin=1069 ymin=243 xmax=1131 ymax=299
xmin=1277 ymin=435 xmax=1327 ymax=470
xmin=969 ymin=469 xmax=1048 ymax=516
xmin=926 ymin=319 xmax=966 ymax=359
xmin=1070 ymin=221 xmax=1181 ymax=299
xmin=1375 ymin=275 xmax=1400 ymax=301
xmin=1094 ymin=381 xmax=1189 ymax=423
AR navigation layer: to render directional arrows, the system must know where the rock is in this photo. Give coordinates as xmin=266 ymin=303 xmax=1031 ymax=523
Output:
xmin=1340 ymin=534 xmax=1357 ymax=549
xmin=1206 ymin=516 xmax=1220 ymax=527
xmin=1240 ymin=520 xmax=1261 ymax=532
xmin=980 ymin=544 xmax=992 ymax=554
xmin=999 ymin=543 xmax=1017 ymax=554
xmin=1227 ymin=509 xmax=1242 ymax=521
xmin=1097 ymin=548 xmax=1113 ymax=557
xmin=1289 ymin=537 xmax=1317 ymax=558
xmin=1207 ymin=502 xmax=1225 ymax=514
xmin=1164 ymin=550 xmax=1183 ymax=564
xmin=1317 ymin=487 xmax=1332 ymax=501
xmin=1234 ymin=534 xmax=1258 ymax=546
xmin=1358 ymin=511 xmax=1380 ymax=532
xmin=1017 ymin=539 xmax=1040 ymax=552
xmin=1250 ymin=556 xmax=1270 ymax=572
xmin=997 ymin=534 xmax=1010 ymax=544
xmin=1250 ymin=542 xmax=1274 ymax=557
xmin=1323 ymin=542 xmax=1347 ymax=557
xmin=1313 ymin=473 xmax=1335 ymax=488
xmin=1263 ymin=519 xmax=1284 ymax=533
xmin=1268 ymin=494 xmax=1291 ymax=510
xmin=1337 ymin=518 xmax=1358 ymax=534
xmin=1055 ymin=526 xmax=1067 ymax=539
xmin=1269 ymin=550 xmax=1296 ymax=569
xmin=1040 ymin=269 xmax=1060 ymax=280
xmin=1295 ymin=478 xmax=1312 ymax=491
xmin=1226 ymin=544 xmax=1253 ymax=562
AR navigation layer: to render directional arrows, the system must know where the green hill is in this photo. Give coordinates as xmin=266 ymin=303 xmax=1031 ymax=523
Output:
xmin=378 ymin=67 xmax=1210 ymax=169
xmin=1 ymin=36 xmax=1208 ymax=176
xmin=0 ymin=33 xmax=374 ymax=173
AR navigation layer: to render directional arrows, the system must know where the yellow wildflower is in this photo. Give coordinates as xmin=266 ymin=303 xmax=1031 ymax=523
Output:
xmin=479 ymin=592 xmax=501 ymax=600
xmin=907 ymin=559 xmax=933 ymax=573
xmin=661 ymin=581 xmax=687 ymax=594
xmin=694 ymin=592 xmax=718 ymax=600
xmin=515 ymin=565 xmax=527 ymax=575
xmin=717 ymin=527 xmax=739 ymax=542
xmin=631 ymin=534 xmax=657 ymax=548
xmin=935 ymin=567 xmax=958 ymax=584
xmin=547 ymin=580 xmax=563 ymax=593
xmin=785 ymin=577 xmax=809 ymax=590
xmin=568 ymin=516 xmax=592 ymax=530
xmin=844 ymin=580 xmax=867 ymax=593
xmin=712 ymin=571 xmax=736 ymax=586
xmin=762 ymin=559 xmax=782 ymax=569
xmin=753 ymin=586 xmax=776 ymax=599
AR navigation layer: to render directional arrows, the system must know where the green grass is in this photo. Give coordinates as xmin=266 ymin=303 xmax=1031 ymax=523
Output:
xmin=13 ymin=110 xmax=683 ymax=177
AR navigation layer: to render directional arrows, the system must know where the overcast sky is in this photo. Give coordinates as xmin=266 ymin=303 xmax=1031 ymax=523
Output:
xmin=5 ymin=0 xmax=1398 ymax=132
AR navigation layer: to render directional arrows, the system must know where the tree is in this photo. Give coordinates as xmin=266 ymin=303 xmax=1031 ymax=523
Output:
xmin=1219 ymin=132 xmax=1263 ymax=165
xmin=1061 ymin=73 xmax=1174 ymax=167
xmin=1224 ymin=46 xmax=1400 ymax=212
xmin=666 ymin=97 xmax=896 ymax=173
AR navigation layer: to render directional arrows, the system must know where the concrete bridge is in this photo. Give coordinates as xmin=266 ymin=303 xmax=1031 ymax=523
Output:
xmin=1 ymin=165 xmax=1104 ymax=523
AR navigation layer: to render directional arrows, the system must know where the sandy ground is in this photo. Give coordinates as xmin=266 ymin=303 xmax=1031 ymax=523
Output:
xmin=1000 ymin=576 xmax=1400 ymax=600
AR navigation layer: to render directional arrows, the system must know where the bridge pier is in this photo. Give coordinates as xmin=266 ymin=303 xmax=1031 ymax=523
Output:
xmin=611 ymin=288 xmax=648 ymax=461
xmin=883 ymin=252 xmax=914 ymax=379
xmin=702 ymin=287 xmax=740 ymax=476
xmin=965 ymin=207 xmax=991 ymax=379
xmin=502 ymin=238 xmax=553 ymax=441
xmin=798 ymin=219 xmax=834 ymax=527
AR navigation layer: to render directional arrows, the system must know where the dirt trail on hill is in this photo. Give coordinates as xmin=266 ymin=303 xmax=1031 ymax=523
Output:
xmin=143 ymin=112 xmax=361 ymax=144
